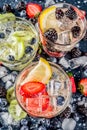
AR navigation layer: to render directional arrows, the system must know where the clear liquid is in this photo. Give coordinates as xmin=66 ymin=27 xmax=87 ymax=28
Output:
xmin=0 ymin=17 xmax=39 ymax=70
xmin=15 ymin=62 xmax=71 ymax=118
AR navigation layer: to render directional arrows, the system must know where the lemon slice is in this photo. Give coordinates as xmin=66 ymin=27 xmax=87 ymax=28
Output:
xmin=22 ymin=57 xmax=52 ymax=84
xmin=39 ymin=6 xmax=56 ymax=32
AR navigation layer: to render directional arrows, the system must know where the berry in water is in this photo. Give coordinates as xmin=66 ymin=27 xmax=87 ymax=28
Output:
xmin=55 ymin=8 xmax=64 ymax=19
xmin=71 ymin=26 xmax=81 ymax=38
xmin=44 ymin=28 xmax=58 ymax=42
xmin=65 ymin=6 xmax=77 ymax=20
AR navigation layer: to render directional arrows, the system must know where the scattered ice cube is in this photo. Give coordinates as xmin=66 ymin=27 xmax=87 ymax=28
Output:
xmin=69 ymin=56 xmax=87 ymax=69
xmin=45 ymin=0 xmax=55 ymax=7
xmin=0 ymin=112 xmax=13 ymax=125
xmin=58 ymin=30 xmax=72 ymax=45
xmin=0 ymin=66 xmax=8 ymax=78
xmin=2 ymin=74 xmax=12 ymax=83
xmin=59 ymin=57 xmax=70 ymax=68
xmin=5 ymin=81 xmax=13 ymax=90
xmin=62 ymin=118 xmax=76 ymax=130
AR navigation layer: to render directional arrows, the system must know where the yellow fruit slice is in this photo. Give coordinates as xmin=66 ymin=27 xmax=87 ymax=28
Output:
xmin=39 ymin=6 xmax=56 ymax=32
xmin=22 ymin=57 xmax=52 ymax=84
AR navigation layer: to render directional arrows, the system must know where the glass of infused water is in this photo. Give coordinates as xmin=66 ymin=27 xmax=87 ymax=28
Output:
xmin=38 ymin=3 xmax=86 ymax=57
xmin=15 ymin=58 xmax=71 ymax=118
xmin=0 ymin=13 xmax=39 ymax=70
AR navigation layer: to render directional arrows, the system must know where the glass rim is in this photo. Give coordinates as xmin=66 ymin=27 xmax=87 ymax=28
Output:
xmin=0 ymin=16 xmax=39 ymax=69
xmin=15 ymin=61 xmax=72 ymax=118
xmin=38 ymin=3 xmax=87 ymax=49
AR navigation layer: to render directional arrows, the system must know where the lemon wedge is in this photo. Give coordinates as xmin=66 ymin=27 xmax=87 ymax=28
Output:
xmin=39 ymin=6 xmax=56 ymax=32
xmin=22 ymin=57 xmax=52 ymax=84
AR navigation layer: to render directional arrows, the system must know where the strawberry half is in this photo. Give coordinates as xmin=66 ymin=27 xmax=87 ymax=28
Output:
xmin=26 ymin=90 xmax=49 ymax=111
xmin=20 ymin=81 xmax=46 ymax=97
xmin=78 ymin=78 xmax=87 ymax=96
xmin=68 ymin=72 xmax=76 ymax=93
xmin=26 ymin=3 xmax=42 ymax=18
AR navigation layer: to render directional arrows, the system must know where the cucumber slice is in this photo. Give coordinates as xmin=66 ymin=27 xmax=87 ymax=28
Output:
xmin=8 ymin=99 xmax=27 ymax=121
xmin=6 ymin=86 xmax=15 ymax=103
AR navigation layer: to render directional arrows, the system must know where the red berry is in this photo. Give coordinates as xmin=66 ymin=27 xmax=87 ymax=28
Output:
xmin=26 ymin=3 xmax=42 ymax=18
xmin=20 ymin=81 xmax=46 ymax=97
xmin=68 ymin=72 xmax=76 ymax=93
xmin=26 ymin=90 xmax=49 ymax=111
xmin=79 ymin=78 xmax=87 ymax=96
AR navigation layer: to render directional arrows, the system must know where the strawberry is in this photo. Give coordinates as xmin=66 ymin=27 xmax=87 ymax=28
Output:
xmin=78 ymin=78 xmax=87 ymax=96
xmin=67 ymin=72 xmax=76 ymax=93
xmin=26 ymin=90 xmax=49 ymax=111
xmin=73 ymin=6 xmax=85 ymax=19
xmin=20 ymin=81 xmax=46 ymax=97
xmin=26 ymin=3 xmax=42 ymax=18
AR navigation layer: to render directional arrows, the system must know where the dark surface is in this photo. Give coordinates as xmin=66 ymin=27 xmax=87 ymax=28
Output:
xmin=0 ymin=0 xmax=87 ymax=130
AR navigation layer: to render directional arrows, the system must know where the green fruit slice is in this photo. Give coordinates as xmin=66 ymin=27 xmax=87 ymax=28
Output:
xmin=0 ymin=13 xmax=16 ymax=23
xmin=6 ymin=87 xmax=15 ymax=103
xmin=8 ymin=99 xmax=27 ymax=121
xmin=12 ymin=30 xmax=35 ymax=41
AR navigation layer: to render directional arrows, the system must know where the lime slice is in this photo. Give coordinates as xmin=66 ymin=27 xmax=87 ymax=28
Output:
xmin=22 ymin=57 xmax=52 ymax=84
xmin=6 ymin=86 xmax=15 ymax=103
xmin=0 ymin=13 xmax=16 ymax=23
xmin=12 ymin=31 xmax=35 ymax=41
xmin=8 ymin=99 xmax=27 ymax=121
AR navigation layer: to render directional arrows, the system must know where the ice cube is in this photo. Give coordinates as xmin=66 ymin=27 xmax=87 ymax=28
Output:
xmin=62 ymin=118 xmax=76 ymax=130
xmin=0 ymin=66 xmax=8 ymax=78
xmin=45 ymin=0 xmax=55 ymax=7
xmin=58 ymin=30 xmax=72 ymax=45
xmin=59 ymin=57 xmax=70 ymax=69
xmin=5 ymin=81 xmax=13 ymax=90
xmin=2 ymin=74 xmax=12 ymax=83
xmin=69 ymin=56 xmax=87 ymax=69
xmin=47 ymin=80 xmax=61 ymax=95
xmin=0 ymin=112 xmax=13 ymax=125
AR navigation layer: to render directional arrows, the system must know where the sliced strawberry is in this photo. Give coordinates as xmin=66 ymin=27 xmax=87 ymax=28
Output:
xmin=26 ymin=90 xmax=49 ymax=111
xmin=20 ymin=81 xmax=46 ymax=97
xmin=73 ymin=6 xmax=85 ymax=19
xmin=78 ymin=78 xmax=87 ymax=96
xmin=68 ymin=72 xmax=76 ymax=93
xmin=26 ymin=3 xmax=42 ymax=18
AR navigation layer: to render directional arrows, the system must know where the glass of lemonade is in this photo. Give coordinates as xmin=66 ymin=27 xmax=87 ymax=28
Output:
xmin=38 ymin=3 xmax=86 ymax=57
xmin=15 ymin=58 xmax=71 ymax=118
xmin=0 ymin=13 xmax=39 ymax=70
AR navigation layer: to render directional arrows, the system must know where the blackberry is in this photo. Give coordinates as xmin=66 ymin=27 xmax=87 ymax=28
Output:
xmin=65 ymin=6 xmax=77 ymax=20
xmin=16 ymin=1 xmax=26 ymax=11
xmin=77 ymin=105 xmax=87 ymax=116
xmin=29 ymin=17 xmax=37 ymax=25
xmin=71 ymin=26 xmax=81 ymax=38
xmin=3 ymin=4 xmax=12 ymax=12
xmin=59 ymin=107 xmax=71 ymax=118
xmin=71 ymin=47 xmax=82 ymax=58
xmin=55 ymin=8 xmax=64 ymax=19
xmin=44 ymin=28 xmax=58 ymax=42
xmin=0 ymin=86 xmax=6 ymax=98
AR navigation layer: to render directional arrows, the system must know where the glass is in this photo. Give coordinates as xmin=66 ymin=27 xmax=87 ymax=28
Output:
xmin=0 ymin=16 xmax=39 ymax=70
xmin=15 ymin=61 xmax=71 ymax=118
xmin=38 ymin=3 xmax=86 ymax=57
